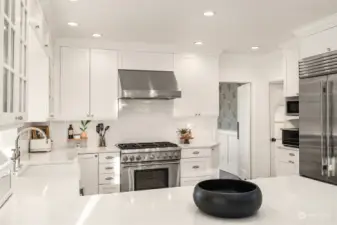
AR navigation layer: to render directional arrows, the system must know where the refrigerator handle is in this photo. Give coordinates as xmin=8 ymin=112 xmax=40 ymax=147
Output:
xmin=327 ymin=81 xmax=335 ymax=177
xmin=321 ymin=81 xmax=328 ymax=176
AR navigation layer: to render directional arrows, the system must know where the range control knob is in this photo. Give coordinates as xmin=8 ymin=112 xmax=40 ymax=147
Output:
xmin=136 ymin=155 xmax=142 ymax=161
xmin=169 ymin=154 xmax=173 ymax=159
xmin=163 ymin=153 xmax=168 ymax=159
xmin=150 ymin=154 xmax=155 ymax=160
xmin=123 ymin=156 xmax=128 ymax=162
xmin=129 ymin=156 xmax=135 ymax=161
xmin=174 ymin=152 xmax=179 ymax=158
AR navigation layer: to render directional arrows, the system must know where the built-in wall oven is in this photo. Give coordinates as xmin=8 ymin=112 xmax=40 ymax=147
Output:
xmin=282 ymin=128 xmax=299 ymax=148
xmin=118 ymin=142 xmax=181 ymax=192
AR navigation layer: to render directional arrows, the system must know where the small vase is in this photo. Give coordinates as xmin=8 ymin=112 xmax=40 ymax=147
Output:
xmin=80 ymin=131 xmax=88 ymax=139
xmin=99 ymin=137 xmax=106 ymax=147
xmin=183 ymin=139 xmax=190 ymax=144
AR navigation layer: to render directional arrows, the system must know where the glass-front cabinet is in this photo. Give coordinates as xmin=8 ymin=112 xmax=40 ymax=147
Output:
xmin=0 ymin=0 xmax=28 ymax=125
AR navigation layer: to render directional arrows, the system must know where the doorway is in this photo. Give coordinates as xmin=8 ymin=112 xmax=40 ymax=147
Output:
xmin=218 ymin=82 xmax=251 ymax=180
xmin=269 ymin=81 xmax=285 ymax=177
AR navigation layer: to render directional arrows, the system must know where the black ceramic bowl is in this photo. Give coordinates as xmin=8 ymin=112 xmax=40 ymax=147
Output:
xmin=193 ymin=179 xmax=263 ymax=218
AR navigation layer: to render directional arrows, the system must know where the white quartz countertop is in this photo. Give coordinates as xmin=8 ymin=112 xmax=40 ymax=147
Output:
xmin=179 ymin=142 xmax=219 ymax=149
xmin=77 ymin=146 xmax=120 ymax=154
xmin=1 ymin=176 xmax=337 ymax=225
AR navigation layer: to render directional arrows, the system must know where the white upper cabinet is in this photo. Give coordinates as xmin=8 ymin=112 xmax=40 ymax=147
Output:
xmin=300 ymin=26 xmax=337 ymax=59
xmin=0 ymin=0 xmax=28 ymax=126
xmin=120 ymin=51 xmax=174 ymax=71
xmin=27 ymin=26 xmax=49 ymax=122
xmin=90 ymin=49 xmax=118 ymax=120
xmin=283 ymin=40 xmax=300 ymax=97
xmin=60 ymin=47 xmax=90 ymax=120
xmin=59 ymin=47 xmax=119 ymax=121
xmin=174 ymin=54 xmax=219 ymax=117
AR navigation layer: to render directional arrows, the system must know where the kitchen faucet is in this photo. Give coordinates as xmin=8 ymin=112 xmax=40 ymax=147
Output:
xmin=11 ymin=127 xmax=48 ymax=173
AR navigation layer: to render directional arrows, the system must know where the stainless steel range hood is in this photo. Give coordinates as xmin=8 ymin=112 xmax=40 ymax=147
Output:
xmin=118 ymin=69 xmax=181 ymax=99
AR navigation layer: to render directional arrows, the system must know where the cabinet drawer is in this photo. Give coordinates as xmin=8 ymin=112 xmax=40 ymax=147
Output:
xmin=181 ymin=158 xmax=212 ymax=178
xmin=181 ymin=176 xmax=212 ymax=187
xmin=99 ymin=153 xmax=120 ymax=164
xmin=181 ymin=148 xmax=211 ymax=159
xmin=99 ymin=184 xmax=120 ymax=194
xmin=277 ymin=148 xmax=299 ymax=164
xmin=99 ymin=174 xmax=118 ymax=185
xmin=99 ymin=164 xmax=117 ymax=175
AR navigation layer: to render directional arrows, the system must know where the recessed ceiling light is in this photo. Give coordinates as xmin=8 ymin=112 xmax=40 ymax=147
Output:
xmin=92 ymin=33 xmax=102 ymax=38
xmin=204 ymin=11 xmax=215 ymax=17
xmin=68 ymin=22 xmax=79 ymax=27
xmin=69 ymin=0 xmax=78 ymax=2
xmin=251 ymin=46 xmax=259 ymax=50
xmin=194 ymin=41 xmax=203 ymax=46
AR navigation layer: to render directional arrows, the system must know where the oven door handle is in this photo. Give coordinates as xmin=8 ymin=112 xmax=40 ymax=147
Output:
xmin=122 ymin=161 xmax=180 ymax=168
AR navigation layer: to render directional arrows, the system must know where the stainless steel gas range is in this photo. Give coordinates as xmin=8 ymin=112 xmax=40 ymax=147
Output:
xmin=117 ymin=142 xmax=181 ymax=192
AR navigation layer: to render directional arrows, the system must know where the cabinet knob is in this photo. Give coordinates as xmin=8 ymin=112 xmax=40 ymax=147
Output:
xmin=289 ymin=153 xmax=295 ymax=157
xmin=192 ymin=165 xmax=200 ymax=169
xmin=193 ymin=151 xmax=200 ymax=155
xmin=288 ymin=160 xmax=295 ymax=164
xmin=105 ymin=177 xmax=114 ymax=181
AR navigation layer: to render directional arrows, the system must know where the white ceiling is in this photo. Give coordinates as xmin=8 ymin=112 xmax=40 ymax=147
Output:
xmin=40 ymin=0 xmax=337 ymax=52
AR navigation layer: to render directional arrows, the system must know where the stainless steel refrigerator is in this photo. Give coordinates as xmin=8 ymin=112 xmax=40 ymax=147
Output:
xmin=299 ymin=50 xmax=337 ymax=185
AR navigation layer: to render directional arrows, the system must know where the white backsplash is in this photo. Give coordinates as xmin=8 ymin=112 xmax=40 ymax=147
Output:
xmin=50 ymin=100 xmax=217 ymax=148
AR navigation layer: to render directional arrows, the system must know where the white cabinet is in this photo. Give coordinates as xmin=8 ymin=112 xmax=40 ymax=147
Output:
xmin=27 ymin=26 xmax=49 ymax=122
xmin=174 ymin=54 xmax=219 ymax=117
xmin=60 ymin=47 xmax=90 ymax=120
xmin=60 ymin=47 xmax=119 ymax=120
xmin=300 ymin=26 xmax=337 ymax=59
xmin=90 ymin=49 xmax=118 ymax=120
xmin=79 ymin=154 xmax=99 ymax=195
xmin=275 ymin=148 xmax=299 ymax=176
xmin=180 ymin=148 xmax=213 ymax=186
xmin=283 ymin=41 xmax=300 ymax=97
xmin=0 ymin=0 xmax=29 ymax=126
xmin=120 ymin=51 xmax=174 ymax=71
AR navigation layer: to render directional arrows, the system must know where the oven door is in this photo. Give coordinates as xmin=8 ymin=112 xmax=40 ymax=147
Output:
xmin=121 ymin=160 xmax=180 ymax=192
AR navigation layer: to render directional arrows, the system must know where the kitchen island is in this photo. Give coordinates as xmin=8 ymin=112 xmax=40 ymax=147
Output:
xmin=1 ymin=176 xmax=337 ymax=225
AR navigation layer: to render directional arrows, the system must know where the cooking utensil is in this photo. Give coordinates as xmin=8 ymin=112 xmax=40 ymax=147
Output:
xmin=96 ymin=125 xmax=101 ymax=136
xmin=103 ymin=126 xmax=110 ymax=137
xmin=99 ymin=123 xmax=104 ymax=136
xmin=193 ymin=179 xmax=263 ymax=218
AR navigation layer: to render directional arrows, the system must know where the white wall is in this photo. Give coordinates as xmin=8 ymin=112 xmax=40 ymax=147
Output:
xmin=50 ymin=100 xmax=217 ymax=148
xmin=219 ymin=51 xmax=284 ymax=178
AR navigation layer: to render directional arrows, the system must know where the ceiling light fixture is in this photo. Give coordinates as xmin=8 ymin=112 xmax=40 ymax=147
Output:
xmin=251 ymin=46 xmax=259 ymax=50
xmin=204 ymin=11 xmax=215 ymax=17
xmin=92 ymin=33 xmax=102 ymax=38
xmin=194 ymin=41 xmax=203 ymax=46
xmin=68 ymin=22 xmax=79 ymax=27
xmin=69 ymin=0 xmax=79 ymax=2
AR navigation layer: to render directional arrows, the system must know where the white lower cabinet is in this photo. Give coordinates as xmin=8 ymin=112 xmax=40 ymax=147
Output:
xmin=79 ymin=152 xmax=120 ymax=196
xmin=181 ymin=176 xmax=212 ymax=187
xmin=99 ymin=184 xmax=120 ymax=194
xmin=180 ymin=148 xmax=213 ymax=186
xmin=275 ymin=148 xmax=299 ymax=176
xmin=79 ymin=154 xmax=99 ymax=196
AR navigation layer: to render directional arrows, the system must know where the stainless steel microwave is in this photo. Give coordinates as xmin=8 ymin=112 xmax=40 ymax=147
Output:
xmin=286 ymin=96 xmax=299 ymax=116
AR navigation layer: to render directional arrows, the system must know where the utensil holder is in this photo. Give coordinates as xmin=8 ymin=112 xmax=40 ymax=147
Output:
xmin=99 ymin=137 xmax=106 ymax=147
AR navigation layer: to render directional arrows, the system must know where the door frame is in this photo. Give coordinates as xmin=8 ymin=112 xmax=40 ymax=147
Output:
xmin=268 ymin=79 xmax=284 ymax=177
xmin=218 ymin=81 xmax=252 ymax=179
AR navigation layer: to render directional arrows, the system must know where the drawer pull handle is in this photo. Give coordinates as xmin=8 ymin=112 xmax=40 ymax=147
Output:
xmin=105 ymin=156 xmax=114 ymax=160
xmin=289 ymin=153 xmax=295 ymax=156
xmin=105 ymin=177 xmax=114 ymax=181
xmin=288 ymin=161 xmax=294 ymax=164
xmin=193 ymin=151 xmax=200 ymax=155
xmin=105 ymin=167 xmax=113 ymax=170
xmin=192 ymin=165 xmax=200 ymax=169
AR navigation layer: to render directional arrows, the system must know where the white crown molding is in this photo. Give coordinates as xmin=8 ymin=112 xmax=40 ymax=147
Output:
xmin=294 ymin=13 xmax=337 ymax=37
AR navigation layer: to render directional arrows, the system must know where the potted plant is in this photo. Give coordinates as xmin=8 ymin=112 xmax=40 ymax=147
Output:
xmin=177 ymin=128 xmax=194 ymax=144
xmin=80 ymin=120 xmax=91 ymax=139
